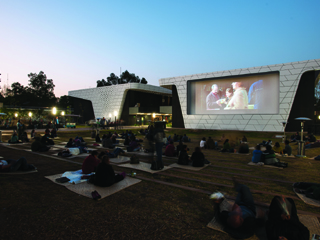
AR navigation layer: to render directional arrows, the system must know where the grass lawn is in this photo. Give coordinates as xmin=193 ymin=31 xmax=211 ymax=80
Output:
xmin=1 ymin=128 xmax=319 ymax=239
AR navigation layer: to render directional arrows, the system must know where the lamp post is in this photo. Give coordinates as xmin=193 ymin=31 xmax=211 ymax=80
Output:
xmin=61 ymin=111 xmax=65 ymax=128
xmin=29 ymin=112 xmax=32 ymax=128
xmin=295 ymin=117 xmax=311 ymax=157
xmin=281 ymin=121 xmax=287 ymax=143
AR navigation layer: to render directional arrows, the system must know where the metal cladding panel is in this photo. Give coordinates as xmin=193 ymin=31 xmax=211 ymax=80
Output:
xmin=159 ymin=59 xmax=320 ymax=132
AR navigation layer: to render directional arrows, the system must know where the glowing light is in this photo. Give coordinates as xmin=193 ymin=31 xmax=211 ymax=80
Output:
xmin=114 ymin=111 xmax=118 ymax=117
xmin=153 ymin=113 xmax=155 ymax=118
xmin=15 ymin=113 xmax=18 ymax=117
xmin=61 ymin=111 xmax=65 ymax=116
xmin=28 ymin=112 xmax=32 ymax=117
xmin=52 ymin=107 xmax=57 ymax=115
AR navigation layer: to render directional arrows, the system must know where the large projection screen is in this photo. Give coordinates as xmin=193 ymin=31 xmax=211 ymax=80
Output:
xmin=187 ymin=72 xmax=279 ymax=115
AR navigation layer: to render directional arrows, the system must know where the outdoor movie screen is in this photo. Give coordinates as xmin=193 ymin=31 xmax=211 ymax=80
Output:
xmin=187 ymin=72 xmax=279 ymax=115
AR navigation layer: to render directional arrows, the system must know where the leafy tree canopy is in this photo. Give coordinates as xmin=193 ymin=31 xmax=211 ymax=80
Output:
xmin=97 ymin=70 xmax=147 ymax=87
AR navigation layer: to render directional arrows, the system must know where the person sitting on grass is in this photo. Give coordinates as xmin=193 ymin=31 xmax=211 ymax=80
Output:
xmin=262 ymin=145 xmax=278 ymax=165
xmin=128 ymin=137 xmax=141 ymax=152
xmin=238 ymin=143 xmax=249 ymax=154
xmin=66 ymin=138 xmax=76 ymax=148
xmin=0 ymin=157 xmax=36 ymax=173
xmin=31 ymin=137 xmax=50 ymax=152
xmin=82 ymin=151 xmax=100 ymax=174
xmin=272 ymin=142 xmax=283 ymax=154
xmin=31 ymin=129 xmax=36 ymax=138
xmin=191 ymin=147 xmax=206 ymax=167
xmin=164 ymin=140 xmax=175 ymax=157
xmin=176 ymin=141 xmax=187 ymax=157
xmin=178 ymin=145 xmax=190 ymax=165
xmin=212 ymin=177 xmax=257 ymax=239
xmin=173 ymin=134 xmax=179 ymax=142
xmin=8 ymin=132 xmax=21 ymax=143
xmin=221 ymin=139 xmax=232 ymax=152
xmin=50 ymin=128 xmax=57 ymax=138
xmin=200 ymin=137 xmax=207 ymax=149
xmin=206 ymin=137 xmax=215 ymax=149
xmin=102 ymin=136 xmax=115 ymax=149
xmin=283 ymin=140 xmax=292 ymax=156
xmin=21 ymin=132 xmax=29 ymax=142
xmin=182 ymin=134 xmax=191 ymax=142
xmin=266 ymin=196 xmax=309 ymax=240
xmin=89 ymin=155 xmax=126 ymax=187
xmin=251 ymin=145 xmax=263 ymax=163
xmin=95 ymin=133 xmax=101 ymax=143
xmin=241 ymin=136 xmax=247 ymax=143
xmin=44 ymin=128 xmax=50 ymax=137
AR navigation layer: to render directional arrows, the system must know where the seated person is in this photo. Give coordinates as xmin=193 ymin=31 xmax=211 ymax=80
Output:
xmin=176 ymin=141 xmax=187 ymax=157
xmin=307 ymin=133 xmax=316 ymax=142
xmin=266 ymin=196 xmax=309 ymax=240
xmin=191 ymin=147 xmax=205 ymax=167
xmin=251 ymin=145 xmax=262 ymax=163
xmin=82 ymin=151 xmax=100 ymax=174
xmin=50 ymin=128 xmax=57 ymax=138
xmin=283 ymin=140 xmax=292 ymax=156
xmin=206 ymin=137 xmax=215 ymax=149
xmin=241 ymin=136 xmax=247 ymax=143
xmin=66 ymin=138 xmax=75 ymax=148
xmin=305 ymin=141 xmax=320 ymax=149
xmin=41 ymin=135 xmax=54 ymax=145
xmin=260 ymin=139 xmax=272 ymax=146
xmin=173 ymin=134 xmax=179 ymax=142
xmin=213 ymin=178 xmax=256 ymax=239
xmin=200 ymin=137 xmax=207 ymax=149
xmin=0 ymin=157 xmax=36 ymax=172
xmin=182 ymin=134 xmax=191 ymax=142
xmin=21 ymin=132 xmax=29 ymax=142
xmin=164 ymin=140 xmax=175 ymax=157
xmin=290 ymin=132 xmax=300 ymax=142
xmin=102 ymin=137 xmax=115 ymax=149
xmin=219 ymin=134 xmax=225 ymax=142
xmin=8 ymin=132 xmax=21 ymax=143
xmin=90 ymin=155 xmax=126 ymax=187
xmin=128 ymin=138 xmax=140 ymax=152
xmin=178 ymin=146 xmax=190 ymax=165
xmin=44 ymin=128 xmax=50 ymax=137
xmin=272 ymin=142 xmax=283 ymax=154
xmin=238 ymin=143 xmax=249 ymax=154
xmin=262 ymin=145 xmax=278 ymax=165
xmin=123 ymin=136 xmax=130 ymax=145
xmin=221 ymin=139 xmax=232 ymax=152
xmin=95 ymin=133 xmax=101 ymax=143
xmin=104 ymin=148 xmax=125 ymax=158
xmin=31 ymin=137 xmax=50 ymax=152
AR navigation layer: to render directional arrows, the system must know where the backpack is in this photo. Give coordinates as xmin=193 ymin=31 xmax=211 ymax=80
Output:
xmin=130 ymin=154 xmax=140 ymax=164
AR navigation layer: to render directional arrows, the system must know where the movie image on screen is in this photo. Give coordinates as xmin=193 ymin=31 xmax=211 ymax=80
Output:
xmin=187 ymin=72 xmax=279 ymax=115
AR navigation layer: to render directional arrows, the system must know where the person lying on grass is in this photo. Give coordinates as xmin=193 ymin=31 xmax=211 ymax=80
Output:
xmin=89 ymin=155 xmax=126 ymax=187
xmin=212 ymin=177 xmax=257 ymax=239
xmin=103 ymin=148 xmax=125 ymax=158
xmin=0 ymin=157 xmax=36 ymax=172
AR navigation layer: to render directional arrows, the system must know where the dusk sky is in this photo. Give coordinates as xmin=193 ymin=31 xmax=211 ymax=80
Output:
xmin=0 ymin=0 xmax=319 ymax=97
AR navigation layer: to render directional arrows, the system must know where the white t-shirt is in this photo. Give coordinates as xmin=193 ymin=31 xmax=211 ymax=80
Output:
xmin=200 ymin=140 xmax=206 ymax=148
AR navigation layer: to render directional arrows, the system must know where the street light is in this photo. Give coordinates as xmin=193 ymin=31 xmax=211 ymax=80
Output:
xmin=61 ymin=111 xmax=65 ymax=116
xmin=52 ymin=107 xmax=57 ymax=115
xmin=281 ymin=121 xmax=287 ymax=143
xmin=114 ymin=111 xmax=118 ymax=130
xmin=295 ymin=117 xmax=311 ymax=157
xmin=15 ymin=113 xmax=18 ymax=118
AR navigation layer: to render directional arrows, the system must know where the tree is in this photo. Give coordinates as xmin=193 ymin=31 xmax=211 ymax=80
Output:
xmin=27 ymin=71 xmax=57 ymax=106
xmin=107 ymin=73 xmax=120 ymax=85
xmin=97 ymin=79 xmax=109 ymax=87
xmin=58 ymin=95 xmax=73 ymax=109
xmin=141 ymin=77 xmax=148 ymax=84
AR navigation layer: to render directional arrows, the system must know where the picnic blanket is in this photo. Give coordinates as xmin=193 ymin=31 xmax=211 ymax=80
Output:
xmin=45 ymin=171 xmax=141 ymax=199
xmin=248 ymin=162 xmax=283 ymax=169
xmin=168 ymin=163 xmax=210 ymax=171
xmin=207 ymin=198 xmax=320 ymax=239
xmin=293 ymin=188 xmax=320 ymax=207
xmin=118 ymin=162 xmax=171 ymax=174
xmin=110 ymin=156 xmax=131 ymax=163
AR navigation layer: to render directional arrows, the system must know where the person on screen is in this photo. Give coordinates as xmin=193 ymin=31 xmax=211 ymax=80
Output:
xmin=217 ymin=88 xmax=233 ymax=109
xmin=206 ymin=84 xmax=221 ymax=110
xmin=225 ymin=82 xmax=248 ymax=109
xmin=248 ymin=80 xmax=263 ymax=109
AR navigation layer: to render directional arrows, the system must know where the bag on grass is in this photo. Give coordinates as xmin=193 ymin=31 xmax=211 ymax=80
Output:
xmin=130 ymin=154 xmax=140 ymax=164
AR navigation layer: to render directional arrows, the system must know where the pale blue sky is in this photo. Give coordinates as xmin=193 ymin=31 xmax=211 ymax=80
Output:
xmin=0 ymin=0 xmax=319 ymax=97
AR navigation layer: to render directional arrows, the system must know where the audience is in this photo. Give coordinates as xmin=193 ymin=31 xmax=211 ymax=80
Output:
xmin=206 ymin=137 xmax=215 ymax=149
xmin=164 ymin=140 xmax=175 ymax=157
xmin=90 ymin=155 xmax=126 ymax=187
xmin=95 ymin=133 xmax=101 ymax=143
xmin=221 ymin=139 xmax=232 ymax=152
xmin=31 ymin=129 xmax=36 ymax=138
xmin=82 ymin=151 xmax=100 ymax=174
xmin=8 ymin=132 xmax=21 ymax=143
xmin=272 ymin=142 xmax=283 ymax=154
xmin=31 ymin=137 xmax=50 ymax=152
xmin=0 ymin=157 xmax=36 ymax=172
xmin=191 ymin=147 xmax=205 ymax=167
xmin=200 ymin=137 xmax=207 ymax=149
xmin=241 ymin=136 xmax=247 ymax=143
xmin=251 ymin=145 xmax=262 ymax=163
xmin=262 ymin=145 xmax=278 ymax=165
xmin=104 ymin=148 xmax=125 ymax=158
xmin=266 ymin=196 xmax=309 ymax=240
xmin=176 ymin=141 xmax=187 ymax=157
xmin=238 ymin=143 xmax=249 ymax=154
xmin=182 ymin=134 xmax=191 ymax=142
xmin=283 ymin=140 xmax=292 ymax=156
xmin=178 ymin=145 xmax=190 ymax=165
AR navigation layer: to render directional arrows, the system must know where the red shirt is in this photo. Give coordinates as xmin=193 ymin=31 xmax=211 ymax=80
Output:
xmin=164 ymin=144 xmax=175 ymax=157
xmin=82 ymin=155 xmax=99 ymax=174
